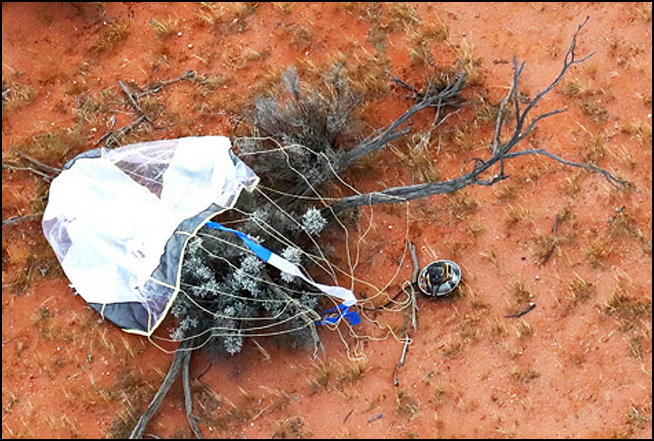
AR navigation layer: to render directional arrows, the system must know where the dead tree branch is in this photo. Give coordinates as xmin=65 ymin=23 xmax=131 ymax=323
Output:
xmin=99 ymin=71 xmax=197 ymax=148
xmin=501 ymin=149 xmax=628 ymax=187
xmin=275 ymin=70 xmax=466 ymax=207
xmin=2 ymin=163 xmax=56 ymax=181
xmin=182 ymin=350 xmax=203 ymax=439
xmin=130 ymin=339 xmax=198 ymax=439
xmin=2 ymin=213 xmax=43 ymax=227
xmin=2 ymin=152 xmax=61 ymax=182
xmin=140 ymin=69 xmax=197 ymax=97
xmin=334 ymin=72 xmax=466 ymax=173
xmin=17 ymin=152 xmax=62 ymax=175
xmin=324 ymin=17 xmax=626 ymax=216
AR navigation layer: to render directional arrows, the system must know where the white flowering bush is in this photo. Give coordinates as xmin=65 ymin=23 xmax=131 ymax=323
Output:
xmin=168 ymin=66 xmax=366 ymax=358
xmin=170 ymin=194 xmax=327 ymax=357
xmin=302 ymin=207 xmax=327 ymax=236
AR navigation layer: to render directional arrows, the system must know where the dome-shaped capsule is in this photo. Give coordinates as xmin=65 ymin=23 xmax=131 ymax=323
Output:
xmin=417 ymin=260 xmax=462 ymax=296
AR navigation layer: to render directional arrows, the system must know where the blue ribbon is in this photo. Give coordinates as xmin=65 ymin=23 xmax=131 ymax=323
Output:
xmin=315 ymin=303 xmax=361 ymax=326
xmin=205 ymin=221 xmax=360 ymax=326
xmin=206 ymin=221 xmax=272 ymax=261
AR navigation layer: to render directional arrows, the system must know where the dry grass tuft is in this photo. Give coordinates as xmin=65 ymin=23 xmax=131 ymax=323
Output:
xmin=531 ymin=234 xmax=557 ymax=266
xmin=5 ymin=129 xmax=87 ymax=168
xmin=411 ymin=21 xmax=449 ymax=43
xmin=272 ymin=416 xmax=312 ymax=439
xmin=458 ymin=310 xmax=488 ymax=341
xmin=465 ymin=221 xmax=486 ymax=240
xmin=101 ymin=369 xmax=153 ymax=438
xmin=475 ymin=97 xmax=504 ymax=125
xmin=391 ymin=136 xmax=441 ymax=183
xmin=628 ymin=335 xmax=644 ymax=359
xmin=561 ymin=173 xmax=584 ymax=197
xmin=509 ymin=367 xmax=540 ymax=383
xmin=608 ymin=206 xmax=643 ymax=239
xmin=505 ymin=204 xmax=532 ymax=228
xmin=514 ymin=319 xmax=534 ymax=339
xmin=441 ymin=338 xmax=464 ymax=358
xmin=609 ymin=402 xmax=653 ymax=438
xmin=602 ymin=293 xmax=652 ymax=324
xmin=343 ymin=54 xmax=391 ymax=99
xmin=338 ymin=357 xmax=369 ymax=385
xmin=233 ymin=2 xmax=260 ymax=19
xmin=2 ymin=79 xmax=36 ymax=116
xmin=506 ymin=279 xmax=533 ymax=316
xmin=432 ymin=384 xmax=449 ymax=407
xmin=105 ymin=406 xmax=141 ymax=439
xmin=444 ymin=190 xmax=480 ymax=222
xmin=195 ymin=73 xmax=230 ymax=94
xmin=620 ymin=120 xmax=652 ymax=147
xmin=479 ymin=249 xmax=501 ymax=269
xmin=395 ymin=387 xmax=420 ymax=418
xmin=447 ymin=37 xmax=483 ymax=86
xmin=566 ymin=275 xmax=595 ymax=307
xmin=149 ymin=18 xmax=179 ymax=40
xmin=408 ymin=42 xmax=434 ymax=67
xmin=446 ymin=122 xmax=478 ymax=153
xmin=632 ymin=2 xmax=652 ymax=22
xmin=74 ymin=93 xmax=109 ymax=125
xmin=584 ymin=237 xmax=613 ymax=268
xmin=580 ymin=98 xmax=610 ymax=125
xmin=284 ymin=24 xmax=313 ymax=53
xmin=195 ymin=2 xmax=227 ymax=28
xmin=387 ymin=2 xmax=421 ymax=31
xmin=490 ymin=317 xmax=509 ymax=336
xmin=272 ymin=2 xmax=293 ymax=14
xmin=581 ymin=132 xmax=607 ymax=165
xmin=561 ymin=80 xmax=590 ymax=97
xmin=601 ymin=270 xmax=651 ymax=333
xmin=308 ymin=360 xmax=337 ymax=393
xmin=90 ymin=18 xmax=131 ymax=54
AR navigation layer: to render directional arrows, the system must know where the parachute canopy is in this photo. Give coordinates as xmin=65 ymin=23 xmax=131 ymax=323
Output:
xmin=42 ymin=136 xmax=260 ymax=335
xmin=43 ymin=136 xmax=357 ymax=336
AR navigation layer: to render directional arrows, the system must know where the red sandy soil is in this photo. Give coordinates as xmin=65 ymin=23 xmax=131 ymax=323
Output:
xmin=2 ymin=2 xmax=652 ymax=439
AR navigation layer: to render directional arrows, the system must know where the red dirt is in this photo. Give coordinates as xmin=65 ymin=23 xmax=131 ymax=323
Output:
xmin=2 ymin=2 xmax=651 ymax=439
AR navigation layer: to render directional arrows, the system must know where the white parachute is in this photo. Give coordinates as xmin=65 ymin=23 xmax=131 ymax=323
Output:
xmin=42 ymin=136 xmax=357 ymax=336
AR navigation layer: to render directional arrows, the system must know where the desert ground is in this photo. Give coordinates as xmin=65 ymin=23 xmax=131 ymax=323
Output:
xmin=2 ymin=2 xmax=652 ymax=439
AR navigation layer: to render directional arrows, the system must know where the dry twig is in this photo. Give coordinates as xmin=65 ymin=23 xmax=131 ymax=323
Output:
xmin=393 ymin=241 xmax=420 ymax=387
xmin=130 ymin=339 xmax=198 ymax=439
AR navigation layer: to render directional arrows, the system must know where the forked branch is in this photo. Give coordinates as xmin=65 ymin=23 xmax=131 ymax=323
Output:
xmin=130 ymin=338 xmax=200 ymax=439
xmin=334 ymin=71 xmax=467 ymax=172
xmin=325 ymin=17 xmax=627 ymax=216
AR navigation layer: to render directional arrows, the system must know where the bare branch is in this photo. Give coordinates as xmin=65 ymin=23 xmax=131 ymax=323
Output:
xmin=2 ymin=213 xmax=42 ymax=227
xmin=334 ymin=72 xmax=467 ymax=172
xmin=502 ymin=149 xmax=629 ymax=187
xmin=182 ymin=350 xmax=203 ymax=439
xmin=17 ymin=152 xmax=62 ymax=175
xmin=505 ymin=16 xmax=593 ymax=151
xmin=492 ymin=84 xmax=513 ymax=155
xmin=280 ymin=71 xmax=467 ymax=206
xmin=324 ymin=18 xmax=626 ymax=216
xmin=2 ymin=163 xmax=55 ymax=181
xmin=119 ymin=80 xmax=153 ymax=123
xmin=130 ymin=339 xmax=197 ymax=439
xmin=141 ymin=69 xmax=196 ymax=97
